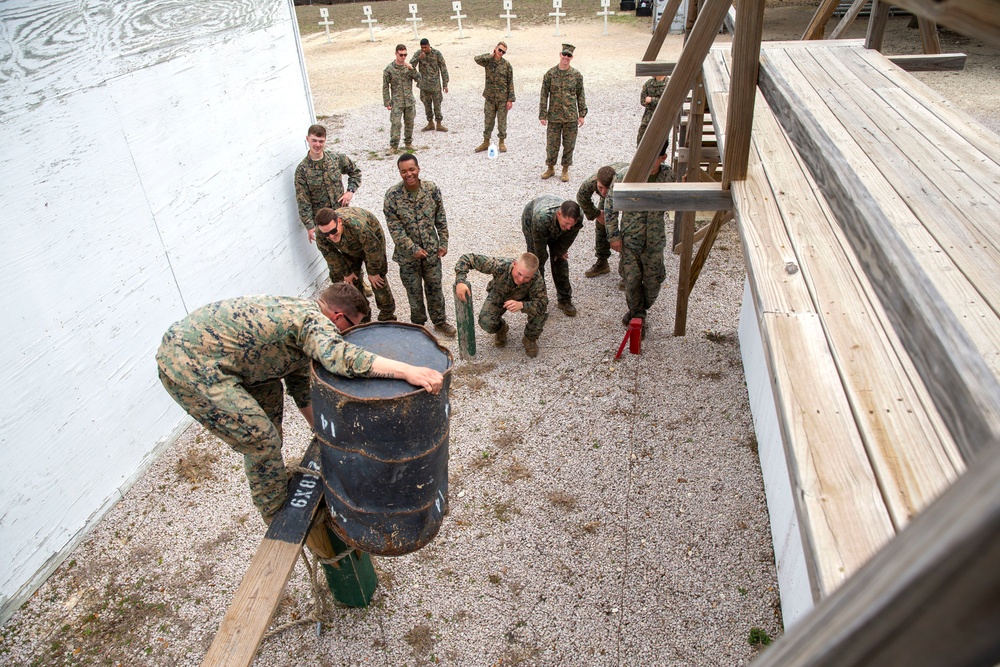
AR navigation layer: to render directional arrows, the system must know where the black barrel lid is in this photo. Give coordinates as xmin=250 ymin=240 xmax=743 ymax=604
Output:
xmin=314 ymin=322 xmax=451 ymax=399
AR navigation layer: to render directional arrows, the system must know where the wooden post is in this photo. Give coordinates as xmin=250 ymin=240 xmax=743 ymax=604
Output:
xmin=500 ymin=0 xmax=517 ymax=37
xmin=864 ymin=0 xmax=891 ymax=50
xmin=674 ymin=74 xmax=706 ymax=337
xmin=803 ymin=0 xmax=841 ymax=39
xmin=549 ymin=0 xmax=566 ymax=36
xmin=688 ymin=210 xmax=731 ymax=287
xmin=450 ymin=1 xmax=468 ymax=39
xmin=886 ymin=0 xmax=1000 ymax=48
xmin=597 ymin=0 xmax=616 ymax=36
xmin=722 ymin=0 xmax=765 ymax=187
xmin=626 ymin=0 xmax=733 ymax=184
xmin=917 ymin=17 xmax=943 ymax=53
xmin=318 ymin=8 xmax=334 ymax=44
xmin=829 ymin=0 xmax=871 ymax=39
xmin=642 ymin=0 xmax=685 ymax=60
xmin=406 ymin=3 xmax=421 ymax=39
xmin=361 ymin=5 xmax=378 ymax=42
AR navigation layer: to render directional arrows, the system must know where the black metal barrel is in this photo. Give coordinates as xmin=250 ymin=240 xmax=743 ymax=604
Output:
xmin=310 ymin=322 xmax=452 ymax=556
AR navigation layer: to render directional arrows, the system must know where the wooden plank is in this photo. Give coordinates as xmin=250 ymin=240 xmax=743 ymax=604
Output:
xmin=675 ymin=146 xmax=721 ymax=161
xmin=750 ymin=441 xmax=1000 ymax=667
xmin=887 ymin=0 xmax=1000 ymax=47
xmin=761 ymin=39 xmax=864 ymax=48
xmin=674 ymin=211 xmax=695 ymax=335
xmin=721 ymin=0 xmax=765 ymax=186
xmin=803 ymin=0 xmax=841 ymax=39
xmin=917 ymin=16 xmax=943 ymax=53
xmin=758 ymin=47 xmax=1000 ymax=462
xmin=202 ymin=442 xmax=325 ymax=667
xmin=610 ymin=182 xmax=733 ymax=211
xmin=627 ymin=0 xmax=733 ymax=184
xmin=635 ymin=61 xmax=676 ymax=77
xmin=864 ymin=0 xmax=890 ymax=50
xmin=829 ymin=0 xmax=871 ymax=39
xmin=642 ymin=0 xmax=684 ymax=61
xmin=886 ymin=52 xmax=966 ymax=71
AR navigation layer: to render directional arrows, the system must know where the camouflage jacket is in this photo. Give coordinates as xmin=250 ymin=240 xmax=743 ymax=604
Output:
xmin=454 ymin=254 xmax=548 ymax=319
xmin=576 ymin=161 xmax=628 ymax=220
xmin=523 ymin=195 xmax=582 ymax=256
xmin=539 ymin=66 xmax=587 ymax=122
xmin=410 ymin=48 xmax=449 ymax=92
xmin=325 ymin=207 xmax=390 ymax=278
xmin=383 ymin=180 xmax=448 ymax=263
xmin=156 ymin=296 xmax=376 ymax=408
xmin=604 ymin=163 xmax=673 ymax=252
xmin=640 ymin=77 xmax=667 ymax=125
xmin=474 ymin=53 xmax=515 ymax=103
xmin=294 ymin=150 xmax=362 ymax=230
xmin=382 ymin=61 xmax=419 ymax=108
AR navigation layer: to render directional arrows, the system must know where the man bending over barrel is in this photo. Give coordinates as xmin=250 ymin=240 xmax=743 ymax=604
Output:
xmin=156 ymin=284 xmax=444 ymax=522
xmin=454 ymin=252 xmax=548 ymax=358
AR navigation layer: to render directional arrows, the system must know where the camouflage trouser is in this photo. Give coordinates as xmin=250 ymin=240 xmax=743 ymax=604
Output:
xmin=483 ymin=99 xmax=509 ymax=140
xmin=398 ymin=254 xmax=447 ymax=325
xmin=157 ymin=362 xmax=289 ymax=520
xmin=620 ymin=241 xmax=666 ymax=320
xmin=522 ymin=203 xmax=572 ymax=304
xmin=479 ymin=297 xmax=548 ymax=341
xmin=545 ymin=121 xmax=578 ymax=166
xmin=594 ymin=218 xmax=611 ymax=260
xmin=636 ymin=123 xmax=649 ymax=146
xmin=421 ymin=89 xmax=444 ymax=122
xmin=390 ymin=104 xmax=415 ymax=147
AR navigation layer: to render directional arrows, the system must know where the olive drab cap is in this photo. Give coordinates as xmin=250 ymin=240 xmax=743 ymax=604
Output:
xmin=561 ymin=44 xmax=575 ymax=55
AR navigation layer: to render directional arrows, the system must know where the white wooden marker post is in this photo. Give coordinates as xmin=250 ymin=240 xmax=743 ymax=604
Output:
xmin=597 ymin=0 xmax=615 ymax=35
xmin=406 ymin=3 xmax=422 ymax=40
xmin=500 ymin=0 xmax=517 ymax=38
xmin=550 ymin=0 xmax=565 ymax=36
xmin=451 ymin=1 xmax=469 ymax=38
xmin=318 ymin=8 xmax=334 ymax=44
xmin=361 ymin=5 xmax=378 ymax=42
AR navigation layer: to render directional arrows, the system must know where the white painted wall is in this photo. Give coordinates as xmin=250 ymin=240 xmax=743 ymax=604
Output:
xmin=0 ymin=0 xmax=321 ymax=622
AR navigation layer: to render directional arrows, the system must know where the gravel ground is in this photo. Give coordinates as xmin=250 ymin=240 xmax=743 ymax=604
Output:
xmin=5 ymin=10 xmax=997 ymax=667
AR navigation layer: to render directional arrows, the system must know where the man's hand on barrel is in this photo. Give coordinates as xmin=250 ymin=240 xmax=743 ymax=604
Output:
xmin=369 ymin=357 xmax=444 ymax=394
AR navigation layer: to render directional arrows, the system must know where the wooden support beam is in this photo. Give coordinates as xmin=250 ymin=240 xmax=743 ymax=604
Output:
xmin=918 ymin=16 xmax=943 ymax=53
xmin=202 ymin=441 xmax=325 ymax=667
xmin=865 ymin=0 xmax=891 ymax=50
xmin=888 ymin=0 xmax=1000 ymax=48
xmin=628 ymin=0 xmax=733 ymax=184
xmin=803 ymin=0 xmax=841 ymax=39
xmin=675 ymin=211 xmax=695 ymax=336
xmin=758 ymin=53 xmax=1000 ymax=462
xmin=675 ymin=146 xmax=721 ymax=161
xmin=611 ymin=182 xmax=733 ymax=211
xmin=722 ymin=0 xmax=765 ymax=186
xmin=689 ymin=209 xmax=732 ymax=288
xmin=829 ymin=0 xmax=872 ymax=39
xmin=887 ymin=52 xmax=967 ymax=71
xmin=642 ymin=0 xmax=685 ymax=60
xmin=635 ymin=61 xmax=677 ymax=77
xmin=749 ymin=441 xmax=1000 ymax=667
xmin=723 ymin=5 xmax=737 ymax=33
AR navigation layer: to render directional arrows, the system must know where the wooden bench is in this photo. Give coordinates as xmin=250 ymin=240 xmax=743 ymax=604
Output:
xmin=702 ymin=41 xmax=977 ymax=625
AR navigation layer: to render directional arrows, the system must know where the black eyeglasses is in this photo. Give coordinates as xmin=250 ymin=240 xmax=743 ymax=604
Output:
xmin=561 ymin=52 xmax=573 ymax=58
xmin=317 ymin=221 xmax=340 ymax=237
xmin=497 ymin=48 xmax=506 ymax=55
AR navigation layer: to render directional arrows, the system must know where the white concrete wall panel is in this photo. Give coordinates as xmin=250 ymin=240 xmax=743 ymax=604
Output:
xmin=0 ymin=0 xmax=317 ymax=621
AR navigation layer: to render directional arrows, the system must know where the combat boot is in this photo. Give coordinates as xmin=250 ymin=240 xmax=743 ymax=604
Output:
xmin=560 ymin=166 xmax=570 ymax=182
xmin=434 ymin=322 xmax=456 ymax=338
xmin=557 ymin=301 xmax=577 ymax=317
xmin=522 ymin=336 xmax=539 ymax=358
xmin=618 ymin=278 xmax=626 ymax=291
xmin=541 ymin=166 xmax=555 ymax=180
xmin=404 ymin=143 xmax=414 ymax=152
xmin=494 ymin=320 xmax=509 ymax=347
xmin=389 ymin=145 xmax=399 ymax=154
xmin=585 ymin=259 xmax=610 ymax=277
xmin=436 ymin=121 xmax=448 ymax=132
xmin=421 ymin=121 xmax=435 ymax=132
xmin=498 ymin=140 xmax=507 ymax=153
xmin=474 ymin=140 xmax=490 ymax=153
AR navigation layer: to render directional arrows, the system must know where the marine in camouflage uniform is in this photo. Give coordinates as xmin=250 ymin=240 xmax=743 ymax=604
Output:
xmin=577 ymin=161 xmax=628 ymax=273
xmin=411 ymin=39 xmax=449 ymax=130
xmin=156 ymin=295 xmax=376 ymax=520
xmin=604 ymin=157 xmax=674 ymax=324
xmin=314 ymin=207 xmax=397 ymax=322
xmin=454 ymin=253 xmax=549 ymax=345
xmin=384 ymin=155 xmax=454 ymax=334
xmin=521 ymin=195 xmax=583 ymax=312
xmin=539 ymin=44 xmax=587 ymax=180
xmin=637 ymin=76 xmax=667 ymax=145
xmin=383 ymin=44 xmax=420 ymax=150
xmin=474 ymin=43 xmax=515 ymax=150
xmin=294 ymin=131 xmax=363 ymax=283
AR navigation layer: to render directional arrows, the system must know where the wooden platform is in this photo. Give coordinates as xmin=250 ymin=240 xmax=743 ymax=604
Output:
xmin=704 ymin=40 xmax=1000 ymax=624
